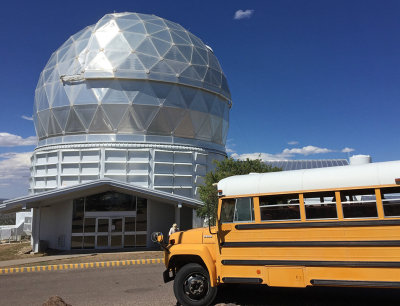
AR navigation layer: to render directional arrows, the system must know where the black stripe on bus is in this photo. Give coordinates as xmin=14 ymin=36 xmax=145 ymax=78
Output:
xmin=221 ymin=260 xmax=400 ymax=268
xmin=311 ymin=279 xmax=400 ymax=288
xmin=221 ymin=241 xmax=400 ymax=247
xmin=235 ymin=219 xmax=400 ymax=230
xmin=222 ymin=277 xmax=263 ymax=284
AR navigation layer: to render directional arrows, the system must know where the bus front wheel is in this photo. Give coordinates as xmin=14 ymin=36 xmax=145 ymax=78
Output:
xmin=173 ymin=263 xmax=217 ymax=306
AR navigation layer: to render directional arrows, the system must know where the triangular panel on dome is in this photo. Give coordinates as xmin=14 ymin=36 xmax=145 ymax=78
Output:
xmin=208 ymin=53 xmax=222 ymax=71
xmin=151 ymin=38 xmax=171 ymax=57
xmin=136 ymin=13 xmax=158 ymax=21
xmin=163 ymin=86 xmax=186 ymax=108
xmin=179 ymin=66 xmax=201 ymax=81
xmin=102 ymin=104 xmax=129 ymax=129
xmin=150 ymin=82 xmax=172 ymax=99
xmin=44 ymin=82 xmax=57 ymax=107
xmin=47 ymin=112 xmax=63 ymax=136
xmin=118 ymin=108 xmax=143 ymax=132
xmin=144 ymin=22 xmax=165 ymax=34
xmin=73 ymin=104 xmax=98 ymax=129
xmin=178 ymin=86 xmax=197 ymax=104
xmin=194 ymin=47 xmax=209 ymax=65
xmin=176 ymin=45 xmax=192 ymax=62
xmin=94 ymin=15 xmax=115 ymax=32
xmin=119 ymin=81 xmax=140 ymax=102
xmin=131 ymin=82 xmax=158 ymax=105
xmin=190 ymin=111 xmax=209 ymax=137
xmin=147 ymin=108 xmax=173 ymax=135
xmin=115 ymin=17 xmax=140 ymax=31
xmin=136 ymin=38 xmax=160 ymax=58
xmin=150 ymin=60 xmax=175 ymax=75
xmin=124 ymin=22 xmax=147 ymax=35
xmin=174 ymin=30 xmax=191 ymax=43
xmin=94 ymin=20 xmax=120 ymax=48
xmin=122 ymin=32 xmax=146 ymax=50
xmin=102 ymin=84 xmax=130 ymax=104
xmin=188 ymin=91 xmax=208 ymax=113
xmin=145 ymin=17 xmax=166 ymax=27
xmin=117 ymin=53 xmax=146 ymax=71
xmin=88 ymin=80 xmax=110 ymax=102
xmin=52 ymin=107 xmax=70 ymax=130
xmin=164 ymin=46 xmax=187 ymax=63
xmin=88 ymin=106 xmax=113 ymax=133
xmin=131 ymin=104 xmax=159 ymax=130
xmin=195 ymin=114 xmax=212 ymax=141
xmin=45 ymin=52 xmax=57 ymax=70
xmin=164 ymin=20 xmax=183 ymax=31
xmin=192 ymin=64 xmax=208 ymax=79
xmin=152 ymin=30 xmax=172 ymax=43
xmin=37 ymin=87 xmax=50 ymax=111
xmin=210 ymin=96 xmax=225 ymax=117
xmin=57 ymin=58 xmax=76 ymax=76
xmin=37 ymin=109 xmax=51 ymax=134
xmin=164 ymin=60 xmax=189 ymax=75
xmin=74 ymin=85 xmax=99 ymax=105
xmin=209 ymin=114 xmax=223 ymax=142
xmin=104 ymin=49 xmax=132 ymax=70
xmin=34 ymin=114 xmax=47 ymax=139
xmin=104 ymin=33 xmax=130 ymax=51
xmin=173 ymin=111 xmax=195 ymax=138
xmin=170 ymin=32 xmax=189 ymax=46
xmin=188 ymin=33 xmax=204 ymax=48
xmin=136 ymin=53 xmax=159 ymax=70
xmin=86 ymin=51 xmax=113 ymax=71
xmin=164 ymin=107 xmax=187 ymax=131
xmin=65 ymin=108 xmax=85 ymax=133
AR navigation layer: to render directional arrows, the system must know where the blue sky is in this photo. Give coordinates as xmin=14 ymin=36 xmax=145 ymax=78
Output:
xmin=0 ymin=0 xmax=399 ymax=198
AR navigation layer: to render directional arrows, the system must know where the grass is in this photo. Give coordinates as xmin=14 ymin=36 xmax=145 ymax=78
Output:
xmin=0 ymin=241 xmax=45 ymax=261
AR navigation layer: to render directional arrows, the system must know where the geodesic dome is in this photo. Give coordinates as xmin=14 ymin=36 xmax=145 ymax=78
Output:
xmin=34 ymin=12 xmax=231 ymax=146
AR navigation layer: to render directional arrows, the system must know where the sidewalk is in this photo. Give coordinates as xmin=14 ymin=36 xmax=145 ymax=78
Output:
xmin=0 ymin=253 xmax=90 ymax=268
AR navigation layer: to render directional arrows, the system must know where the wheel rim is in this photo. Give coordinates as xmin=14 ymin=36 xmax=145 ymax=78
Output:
xmin=183 ymin=272 xmax=209 ymax=301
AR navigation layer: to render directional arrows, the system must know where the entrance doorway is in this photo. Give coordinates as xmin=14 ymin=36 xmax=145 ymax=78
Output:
xmin=95 ymin=217 xmax=129 ymax=249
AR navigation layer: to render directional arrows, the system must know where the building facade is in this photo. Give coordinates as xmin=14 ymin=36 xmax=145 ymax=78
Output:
xmin=1 ymin=12 xmax=231 ymax=251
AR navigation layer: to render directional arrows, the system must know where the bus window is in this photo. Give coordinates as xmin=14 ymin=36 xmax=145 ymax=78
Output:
xmin=220 ymin=199 xmax=235 ymax=223
xmin=259 ymin=194 xmax=301 ymax=221
xmin=341 ymin=189 xmax=378 ymax=218
xmin=381 ymin=187 xmax=400 ymax=218
xmin=304 ymin=191 xmax=337 ymax=220
xmin=233 ymin=197 xmax=254 ymax=222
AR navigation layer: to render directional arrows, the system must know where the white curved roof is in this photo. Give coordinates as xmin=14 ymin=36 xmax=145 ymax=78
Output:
xmin=218 ymin=160 xmax=400 ymax=197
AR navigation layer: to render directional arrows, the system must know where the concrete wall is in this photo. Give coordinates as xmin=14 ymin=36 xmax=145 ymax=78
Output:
xmin=147 ymin=199 xmax=175 ymax=247
xmin=39 ymin=200 xmax=72 ymax=251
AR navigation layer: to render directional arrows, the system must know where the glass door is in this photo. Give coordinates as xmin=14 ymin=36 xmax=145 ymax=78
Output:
xmin=110 ymin=218 xmax=123 ymax=248
xmin=96 ymin=218 xmax=109 ymax=248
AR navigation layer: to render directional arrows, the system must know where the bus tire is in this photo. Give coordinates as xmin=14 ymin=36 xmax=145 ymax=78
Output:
xmin=173 ymin=263 xmax=217 ymax=306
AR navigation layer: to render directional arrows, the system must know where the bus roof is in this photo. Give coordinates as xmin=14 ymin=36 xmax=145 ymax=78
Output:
xmin=217 ymin=160 xmax=400 ymax=197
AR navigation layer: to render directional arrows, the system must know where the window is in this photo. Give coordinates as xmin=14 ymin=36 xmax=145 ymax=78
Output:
xmin=340 ymin=189 xmax=378 ymax=218
xmin=381 ymin=187 xmax=400 ymax=218
xmin=220 ymin=198 xmax=254 ymax=223
xmin=304 ymin=191 xmax=337 ymax=220
xmin=220 ymin=199 xmax=235 ymax=223
xmin=260 ymin=194 xmax=300 ymax=221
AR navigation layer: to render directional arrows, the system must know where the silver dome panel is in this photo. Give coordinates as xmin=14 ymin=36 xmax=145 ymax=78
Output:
xmin=34 ymin=12 xmax=231 ymax=146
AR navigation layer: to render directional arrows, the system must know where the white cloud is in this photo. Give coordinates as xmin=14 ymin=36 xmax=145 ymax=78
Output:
xmin=232 ymin=145 xmax=333 ymax=161
xmin=21 ymin=115 xmax=33 ymax=121
xmin=282 ymin=145 xmax=332 ymax=156
xmin=234 ymin=9 xmax=254 ymax=20
xmin=0 ymin=152 xmax=31 ymax=187
xmin=288 ymin=141 xmax=299 ymax=145
xmin=0 ymin=133 xmax=37 ymax=147
xmin=342 ymin=147 xmax=355 ymax=153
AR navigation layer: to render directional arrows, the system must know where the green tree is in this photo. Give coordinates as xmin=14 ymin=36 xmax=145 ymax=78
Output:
xmin=197 ymin=158 xmax=281 ymax=225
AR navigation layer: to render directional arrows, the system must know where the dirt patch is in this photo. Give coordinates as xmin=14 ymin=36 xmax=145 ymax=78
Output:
xmin=0 ymin=242 xmax=44 ymax=261
xmin=42 ymin=296 xmax=71 ymax=306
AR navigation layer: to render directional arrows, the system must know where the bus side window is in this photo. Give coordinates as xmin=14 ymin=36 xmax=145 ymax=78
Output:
xmin=341 ymin=189 xmax=378 ymax=218
xmin=304 ymin=191 xmax=337 ymax=220
xmin=233 ymin=197 xmax=254 ymax=222
xmin=259 ymin=194 xmax=301 ymax=221
xmin=381 ymin=187 xmax=400 ymax=218
xmin=220 ymin=199 xmax=235 ymax=223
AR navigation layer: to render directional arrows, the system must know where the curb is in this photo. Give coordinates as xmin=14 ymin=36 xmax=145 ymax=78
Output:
xmin=0 ymin=258 xmax=164 ymax=275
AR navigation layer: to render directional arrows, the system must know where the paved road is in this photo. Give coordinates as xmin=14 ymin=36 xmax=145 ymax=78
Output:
xmin=1 ymin=264 xmax=400 ymax=305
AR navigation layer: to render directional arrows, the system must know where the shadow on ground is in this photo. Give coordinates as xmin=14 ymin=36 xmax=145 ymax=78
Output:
xmin=212 ymin=284 xmax=400 ymax=305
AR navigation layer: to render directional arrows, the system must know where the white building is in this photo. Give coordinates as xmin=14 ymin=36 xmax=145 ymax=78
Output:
xmin=0 ymin=12 xmax=231 ymax=251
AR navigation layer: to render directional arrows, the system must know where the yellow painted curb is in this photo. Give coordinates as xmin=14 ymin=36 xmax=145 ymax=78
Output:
xmin=0 ymin=258 xmax=164 ymax=275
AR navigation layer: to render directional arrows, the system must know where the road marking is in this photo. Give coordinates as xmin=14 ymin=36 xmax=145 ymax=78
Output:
xmin=0 ymin=258 xmax=164 ymax=275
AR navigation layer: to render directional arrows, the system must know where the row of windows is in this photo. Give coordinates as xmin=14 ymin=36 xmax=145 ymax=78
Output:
xmin=220 ymin=187 xmax=400 ymax=223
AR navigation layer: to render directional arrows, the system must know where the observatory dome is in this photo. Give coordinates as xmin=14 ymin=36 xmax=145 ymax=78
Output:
xmin=34 ymin=12 xmax=231 ymax=147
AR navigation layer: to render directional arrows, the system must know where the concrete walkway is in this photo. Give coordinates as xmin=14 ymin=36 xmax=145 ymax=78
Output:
xmin=0 ymin=253 xmax=91 ymax=268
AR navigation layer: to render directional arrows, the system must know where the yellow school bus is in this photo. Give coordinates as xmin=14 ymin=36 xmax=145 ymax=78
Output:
xmin=154 ymin=160 xmax=400 ymax=306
